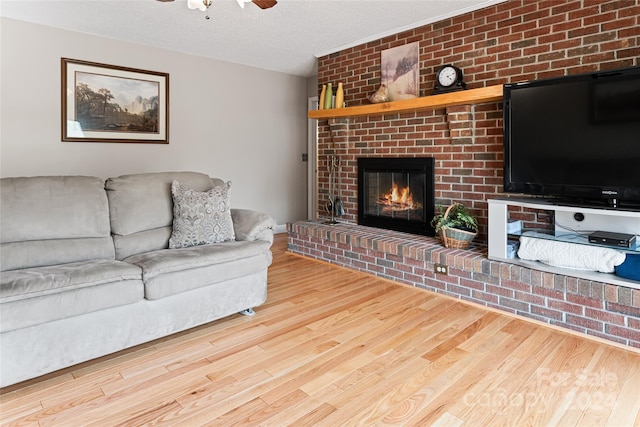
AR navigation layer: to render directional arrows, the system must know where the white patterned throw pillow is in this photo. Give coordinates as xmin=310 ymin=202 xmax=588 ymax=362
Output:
xmin=169 ymin=180 xmax=235 ymax=249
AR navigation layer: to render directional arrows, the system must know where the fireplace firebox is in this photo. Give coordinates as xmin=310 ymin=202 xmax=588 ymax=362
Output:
xmin=358 ymin=157 xmax=435 ymax=236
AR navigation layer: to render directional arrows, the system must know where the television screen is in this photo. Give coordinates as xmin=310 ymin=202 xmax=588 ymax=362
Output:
xmin=503 ymin=66 xmax=640 ymax=208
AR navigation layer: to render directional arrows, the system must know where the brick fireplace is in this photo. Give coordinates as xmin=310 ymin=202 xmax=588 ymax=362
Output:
xmin=358 ymin=157 xmax=435 ymax=236
xmin=292 ymin=0 xmax=640 ymax=349
xmin=313 ymin=0 xmax=639 ymax=241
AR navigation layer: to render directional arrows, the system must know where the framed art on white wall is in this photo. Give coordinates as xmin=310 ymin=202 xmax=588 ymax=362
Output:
xmin=61 ymin=58 xmax=169 ymax=144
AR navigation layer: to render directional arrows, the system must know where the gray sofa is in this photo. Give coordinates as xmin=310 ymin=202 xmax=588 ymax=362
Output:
xmin=0 ymin=171 xmax=275 ymax=387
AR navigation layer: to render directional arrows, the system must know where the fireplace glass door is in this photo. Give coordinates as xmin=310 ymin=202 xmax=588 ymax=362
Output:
xmin=358 ymin=157 xmax=435 ymax=236
xmin=363 ymin=171 xmax=425 ymax=221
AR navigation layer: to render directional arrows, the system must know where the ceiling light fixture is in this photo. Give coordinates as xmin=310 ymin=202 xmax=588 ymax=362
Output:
xmin=187 ymin=0 xmax=254 ymax=19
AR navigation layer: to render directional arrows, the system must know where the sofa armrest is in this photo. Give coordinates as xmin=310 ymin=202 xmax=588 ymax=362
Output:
xmin=231 ymin=209 xmax=276 ymax=242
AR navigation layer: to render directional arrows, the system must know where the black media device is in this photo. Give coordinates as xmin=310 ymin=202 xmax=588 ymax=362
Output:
xmin=503 ymin=65 xmax=640 ymax=209
xmin=588 ymin=231 xmax=636 ymax=248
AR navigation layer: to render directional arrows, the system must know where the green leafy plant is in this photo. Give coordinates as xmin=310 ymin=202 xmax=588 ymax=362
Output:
xmin=430 ymin=203 xmax=479 ymax=235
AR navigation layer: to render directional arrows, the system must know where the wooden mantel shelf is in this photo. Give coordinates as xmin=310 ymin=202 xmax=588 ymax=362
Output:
xmin=308 ymin=84 xmax=503 ymax=119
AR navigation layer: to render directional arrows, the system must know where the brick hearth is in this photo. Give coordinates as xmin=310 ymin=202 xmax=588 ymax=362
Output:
xmin=287 ymin=221 xmax=640 ymax=349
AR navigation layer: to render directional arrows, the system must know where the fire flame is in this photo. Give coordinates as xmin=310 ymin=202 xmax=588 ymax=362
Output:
xmin=377 ymin=182 xmax=421 ymax=211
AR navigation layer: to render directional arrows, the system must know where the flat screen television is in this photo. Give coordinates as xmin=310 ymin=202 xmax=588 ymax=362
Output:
xmin=503 ymin=65 xmax=640 ymax=209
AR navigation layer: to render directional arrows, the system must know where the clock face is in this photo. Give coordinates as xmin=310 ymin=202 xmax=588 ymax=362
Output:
xmin=438 ymin=66 xmax=458 ymax=87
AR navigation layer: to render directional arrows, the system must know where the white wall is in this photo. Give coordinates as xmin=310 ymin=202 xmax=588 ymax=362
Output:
xmin=0 ymin=18 xmax=309 ymax=228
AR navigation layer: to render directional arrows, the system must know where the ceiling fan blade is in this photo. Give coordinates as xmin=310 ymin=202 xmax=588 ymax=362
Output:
xmin=252 ymin=0 xmax=277 ymax=9
xmin=156 ymin=0 xmax=174 ymax=2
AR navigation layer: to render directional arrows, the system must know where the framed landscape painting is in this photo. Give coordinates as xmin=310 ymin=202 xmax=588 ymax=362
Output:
xmin=61 ymin=58 xmax=169 ymax=143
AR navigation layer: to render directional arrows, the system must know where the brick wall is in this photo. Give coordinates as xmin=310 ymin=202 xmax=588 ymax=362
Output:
xmin=316 ymin=0 xmax=640 ymax=242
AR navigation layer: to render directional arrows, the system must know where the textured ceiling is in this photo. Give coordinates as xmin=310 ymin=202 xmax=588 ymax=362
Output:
xmin=1 ymin=0 xmax=506 ymax=77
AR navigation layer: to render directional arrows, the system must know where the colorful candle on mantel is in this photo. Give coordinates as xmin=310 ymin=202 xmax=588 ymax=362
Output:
xmin=335 ymin=82 xmax=344 ymax=109
xmin=324 ymin=83 xmax=333 ymax=110
xmin=319 ymin=84 xmax=326 ymax=110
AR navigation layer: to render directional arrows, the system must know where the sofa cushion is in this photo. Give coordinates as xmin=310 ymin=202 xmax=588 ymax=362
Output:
xmin=0 ymin=176 xmax=114 ymax=270
xmin=169 ymin=180 xmax=235 ymax=249
xmin=0 ymin=259 xmax=143 ymax=332
xmin=112 ymin=227 xmax=173 ymax=261
xmin=105 ymin=171 xmax=227 ymax=260
xmin=124 ymin=240 xmax=272 ymax=300
xmin=106 ymin=171 xmax=223 ymax=236
xmin=0 ymin=176 xmax=111 ymax=243
xmin=1 ymin=238 xmax=115 ymax=272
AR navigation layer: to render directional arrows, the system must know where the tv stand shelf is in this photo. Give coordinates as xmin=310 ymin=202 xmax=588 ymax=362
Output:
xmin=488 ymin=197 xmax=640 ymax=288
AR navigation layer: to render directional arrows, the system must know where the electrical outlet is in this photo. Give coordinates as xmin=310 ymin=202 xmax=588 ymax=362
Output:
xmin=434 ymin=263 xmax=448 ymax=275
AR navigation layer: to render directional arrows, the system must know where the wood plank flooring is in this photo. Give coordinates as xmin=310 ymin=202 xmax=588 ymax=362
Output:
xmin=2 ymin=234 xmax=640 ymax=426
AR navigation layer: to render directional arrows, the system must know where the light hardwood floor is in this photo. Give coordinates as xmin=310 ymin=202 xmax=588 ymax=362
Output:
xmin=2 ymin=234 xmax=640 ymax=426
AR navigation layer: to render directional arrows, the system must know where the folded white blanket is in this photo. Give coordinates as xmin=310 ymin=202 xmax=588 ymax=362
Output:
xmin=517 ymin=236 xmax=626 ymax=273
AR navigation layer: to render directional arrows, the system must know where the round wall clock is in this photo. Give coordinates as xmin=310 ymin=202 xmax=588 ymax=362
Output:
xmin=433 ymin=64 xmax=467 ymax=94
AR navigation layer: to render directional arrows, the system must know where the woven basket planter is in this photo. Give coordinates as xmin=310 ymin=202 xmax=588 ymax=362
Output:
xmin=437 ymin=203 xmax=478 ymax=249
xmin=440 ymin=226 xmax=477 ymax=249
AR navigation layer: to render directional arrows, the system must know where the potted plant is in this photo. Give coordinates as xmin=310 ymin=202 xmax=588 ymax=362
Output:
xmin=430 ymin=202 xmax=479 ymax=249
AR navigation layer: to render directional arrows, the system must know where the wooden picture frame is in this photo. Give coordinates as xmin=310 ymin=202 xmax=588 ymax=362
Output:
xmin=61 ymin=58 xmax=169 ymax=143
